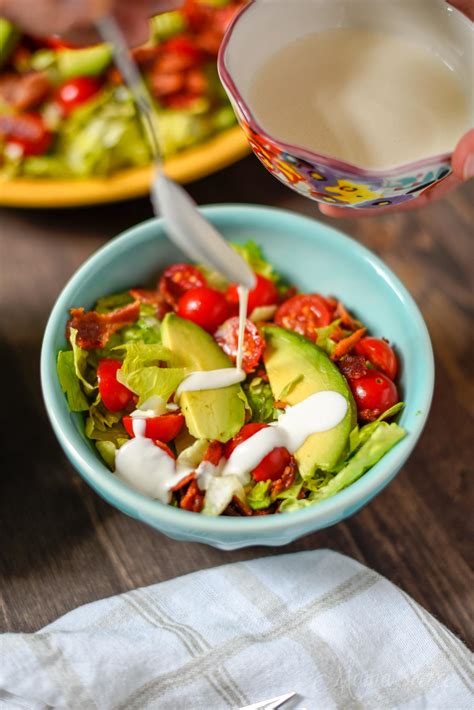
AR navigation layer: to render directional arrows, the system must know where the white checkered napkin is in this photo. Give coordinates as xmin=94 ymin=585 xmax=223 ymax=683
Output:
xmin=0 ymin=550 xmax=472 ymax=709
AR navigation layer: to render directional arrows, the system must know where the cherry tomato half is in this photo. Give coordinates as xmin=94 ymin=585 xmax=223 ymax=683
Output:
xmin=354 ymin=337 xmax=398 ymax=380
xmin=224 ymin=423 xmax=290 ymax=482
xmin=226 ymin=274 xmax=279 ymax=316
xmin=0 ymin=113 xmax=52 ymax=156
xmin=97 ymin=358 xmax=134 ymax=412
xmin=123 ymin=413 xmax=184 ymax=442
xmin=56 ymin=77 xmax=102 ymax=115
xmin=275 ymin=294 xmax=332 ymax=341
xmin=177 ymin=286 xmax=230 ymax=333
xmin=214 ymin=317 xmax=265 ymax=373
xmin=159 ymin=263 xmax=207 ymax=307
xmin=349 ymin=370 xmax=399 ymax=419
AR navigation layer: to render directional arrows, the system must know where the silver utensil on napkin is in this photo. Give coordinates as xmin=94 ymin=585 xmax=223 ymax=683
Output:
xmin=95 ymin=14 xmax=256 ymax=290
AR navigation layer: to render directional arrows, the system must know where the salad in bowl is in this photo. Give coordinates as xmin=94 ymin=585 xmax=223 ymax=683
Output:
xmin=57 ymin=241 xmax=406 ymax=517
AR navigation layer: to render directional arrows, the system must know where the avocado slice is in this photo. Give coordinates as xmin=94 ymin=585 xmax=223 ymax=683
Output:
xmin=161 ymin=313 xmax=245 ymax=442
xmin=0 ymin=19 xmax=19 ymax=69
xmin=263 ymin=325 xmax=356 ymax=476
xmin=56 ymin=44 xmax=112 ymax=81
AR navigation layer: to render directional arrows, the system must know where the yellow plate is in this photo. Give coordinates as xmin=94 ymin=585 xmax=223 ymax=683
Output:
xmin=0 ymin=125 xmax=249 ymax=208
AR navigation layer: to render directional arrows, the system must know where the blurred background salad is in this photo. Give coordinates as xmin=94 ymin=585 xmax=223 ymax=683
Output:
xmin=0 ymin=0 xmax=246 ymax=179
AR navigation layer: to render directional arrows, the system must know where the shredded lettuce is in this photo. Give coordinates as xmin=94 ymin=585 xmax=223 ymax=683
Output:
xmin=96 ymin=440 xmax=117 ymax=470
xmin=243 ymin=376 xmax=277 ymax=423
xmin=85 ymin=394 xmax=128 ymax=444
xmin=57 ymin=350 xmax=89 ymax=412
xmin=114 ymin=341 xmax=184 ymax=405
xmin=202 ymin=475 xmax=246 ymax=516
xmin=312 ymin=422 xmax=406 ymax=502
xmin=94 ymin=292 xmax=133 ymax=314
xmin=231 ymin=241 xmax=280 ymax=284
xmin=69 ymin=328 xmax=96 ymax=395
xmin=247 ymin=481 xmax=272 ymax=510
xmin=315 ymin=320 xmax=343 ymax=355
xmin=121 ymin=304 xmax=162 ymax=344
xmin=350 ymin=403 xmax=405 ymax=453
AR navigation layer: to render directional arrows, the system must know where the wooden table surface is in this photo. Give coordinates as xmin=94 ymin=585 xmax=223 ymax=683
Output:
xmin=1 ymin=157 xmax=473 ymax=647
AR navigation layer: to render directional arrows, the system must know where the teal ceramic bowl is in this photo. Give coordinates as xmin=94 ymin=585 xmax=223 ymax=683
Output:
xmin=41 ymin=205 xmax=434 ymax=549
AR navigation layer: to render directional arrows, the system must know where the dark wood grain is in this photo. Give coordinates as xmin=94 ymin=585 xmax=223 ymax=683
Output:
xmin=1 ymin=157 xmax=473 ymax=646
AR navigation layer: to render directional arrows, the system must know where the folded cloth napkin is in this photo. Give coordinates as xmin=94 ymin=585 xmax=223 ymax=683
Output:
xmin=0 ymin=550 xmax=472 ymax=710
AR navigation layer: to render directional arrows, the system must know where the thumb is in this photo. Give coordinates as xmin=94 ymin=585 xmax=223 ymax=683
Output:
xmin=452 ymin=129 xmax=474 ymax=180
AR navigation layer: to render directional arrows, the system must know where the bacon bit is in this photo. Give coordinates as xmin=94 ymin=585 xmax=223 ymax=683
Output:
xmin=327 ymin=325 xmax=345 ymax=343
xmin=180 ymin=480 xmax=204 ymax=513
xmin=67 ymin=300 xmax=140 ymax=349
xmin=150 ymin=71 xmax=185 ymax=98
xmin=131 ymin=45 xmax=161 ymax=67
xmin=203 ymin=440 xmax=224 ymax=466
xmin=359 ymin=408 xmax=382 ymax=422
xmin=170 ymin=472 xmax=195 ymax=492
xmin=335 ymin=301 xmax=361 ymax=331
xmin=230 ymin=495 xmax=253 ymax=517
xmin=270 ymin=457 xmax=297 ymax=497
xmin=0 ymin=71 xmax=51 ymax=110
xmin=129 ymin=288 xmax=171 ymax=321
xmin=274 ymin=400 xmax=286 ymax=410
xmin=331 ymin=328 xmax=367 ymax=361
xmin=107 ymin=67 xmax=123 ymax=85
xmin=256 ymin=369 xmax=269 ymax=382
xmin=185 ymin=68 xmax=207 ymax=94
xmin=338 ymin=354 xmax=369 ymax=380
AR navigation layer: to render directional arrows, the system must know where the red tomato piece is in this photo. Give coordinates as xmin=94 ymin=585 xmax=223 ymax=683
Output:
xmin=275 ymin=294 xmax=332 ymax=340
xmin=159 ymin=263 xmax=207 ymax=307
xmin=354 ymin=337 xmax=398 ymax=380
xmin=224 ymin=422 xmax=267 ymax=459
xmin=349 ymin=370 xmax=399 ymax=420
xmin=214 ymin=317 xmax=265 ymax=373
xmin=123 ymin=413 xmax=184 ymax=442
xmin=161 ymin=35 xmax=203 ymax=64
xmin=0 ymin=113 xmax=52 ymax=156
xmin=252 ymin=446 xmax=291 ymax=483
xmin=97 ymin=359 xmax=134 ymax=412
xmin=203 ymin=440 xmax=225 ymax=465
xmin=224 ymin=423 xmax=291 ymax=482
xmin=177 ymin=286 xmax=230 ymax=333
xmin=226 ymin=274 xmax=279 ymax=316
xmin=56 ymin=76 xmax=102 ymax=115
xmin=162 ymin=92 xmax=200 ymax=110
xmin=154 ymin=440 xmax=176 ymax=459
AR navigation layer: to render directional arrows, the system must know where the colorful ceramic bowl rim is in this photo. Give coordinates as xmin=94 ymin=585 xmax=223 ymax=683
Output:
xmin=218 ymin=0 xmax=470 ymax=179
xmin=41 ymin=205 xmax=434 ymax=537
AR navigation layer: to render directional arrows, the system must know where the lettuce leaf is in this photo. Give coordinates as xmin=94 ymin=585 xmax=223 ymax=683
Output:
xmin=202 ymin=475 xmax=246 ymax=516
xmin=350 ymin=402 xmax=405 ymax=453
xmin=247 ymin=481 xmax=272 ymax=510
xmin=57 ymin=350 xmax=89 ymax=412
xmin=94 ymin=292 xmax=133 ymax=314
xmin=69 ymin=328 xmax=96 ymax=395
xmin=231 ymin=241 xmax=280 ymax=284
xmin=85 ymin=394 xmax=128 ymax=445
xmin=121 ymin=304 xmax=161 ymax=344
xmin=114 ymin=341 xmax=184 ymax=406
xmin=243 ymin=376 xmax=277 ymax=423
xmin=278 ymin=497 xmax=313 ymax=513
xmin=312 ymin=422 xmax=406 ymax=502
xmin=315 ymin=320 xmax=343 ymax=356
xmin=96 ymin=440 xmax=117 ymax=470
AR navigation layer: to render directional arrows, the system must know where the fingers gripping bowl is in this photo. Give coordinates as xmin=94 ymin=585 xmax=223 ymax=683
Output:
xmin=41 ymin=206 xmax=434 ymax=549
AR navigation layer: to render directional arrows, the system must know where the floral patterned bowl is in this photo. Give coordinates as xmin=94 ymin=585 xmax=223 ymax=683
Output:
xmin=218 ymin=0 xmax=473 ymax=210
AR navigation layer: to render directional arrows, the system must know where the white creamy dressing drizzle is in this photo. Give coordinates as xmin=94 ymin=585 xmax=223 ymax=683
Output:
xmin=177 ymin=286 xmax=249 ymax=395
xmin=114 ymin=283 xmax=349 ymax=502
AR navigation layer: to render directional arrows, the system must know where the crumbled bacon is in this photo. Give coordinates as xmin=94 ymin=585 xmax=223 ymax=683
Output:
xmin=129 ymin=288 xmax=172 ymax=320
xmin=170 ymin=472 xmax=196 ymax=492
xmin=67 ymin=300 xmax=140 ymax=349
xmin=230 ymin=495 xmax=253 ymax=516
xmin=180 ymin=480 xmax=204 ymax=512
xmin=338 ymin=354 xmax=369 ymax=380
xmin=203 ymin=441 xmax=224 ymax=466
xmin=331 ymin=328 xmax=367 ymax=361
xmin=335 ymin=301 xmax=361 ymax=331
xmin=0 ymin=71 xmax=51 ymax=110
xmin=270 ymin=456 xmax=297 ymax=497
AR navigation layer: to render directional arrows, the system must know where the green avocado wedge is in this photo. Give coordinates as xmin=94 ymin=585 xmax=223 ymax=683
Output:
xmin=263 ymin=325 xmax=356 ymax=476
xmin=56 ymin=44 xmax=113 ymax=81
xmin=0 ymin=19 xmax=19 ymax=68
xmin=161 ymin=313 xmax=245 ymax=442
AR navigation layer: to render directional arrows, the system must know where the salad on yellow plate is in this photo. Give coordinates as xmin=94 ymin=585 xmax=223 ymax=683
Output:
xmin=0 ymin=0 xmax=248 ymax=204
